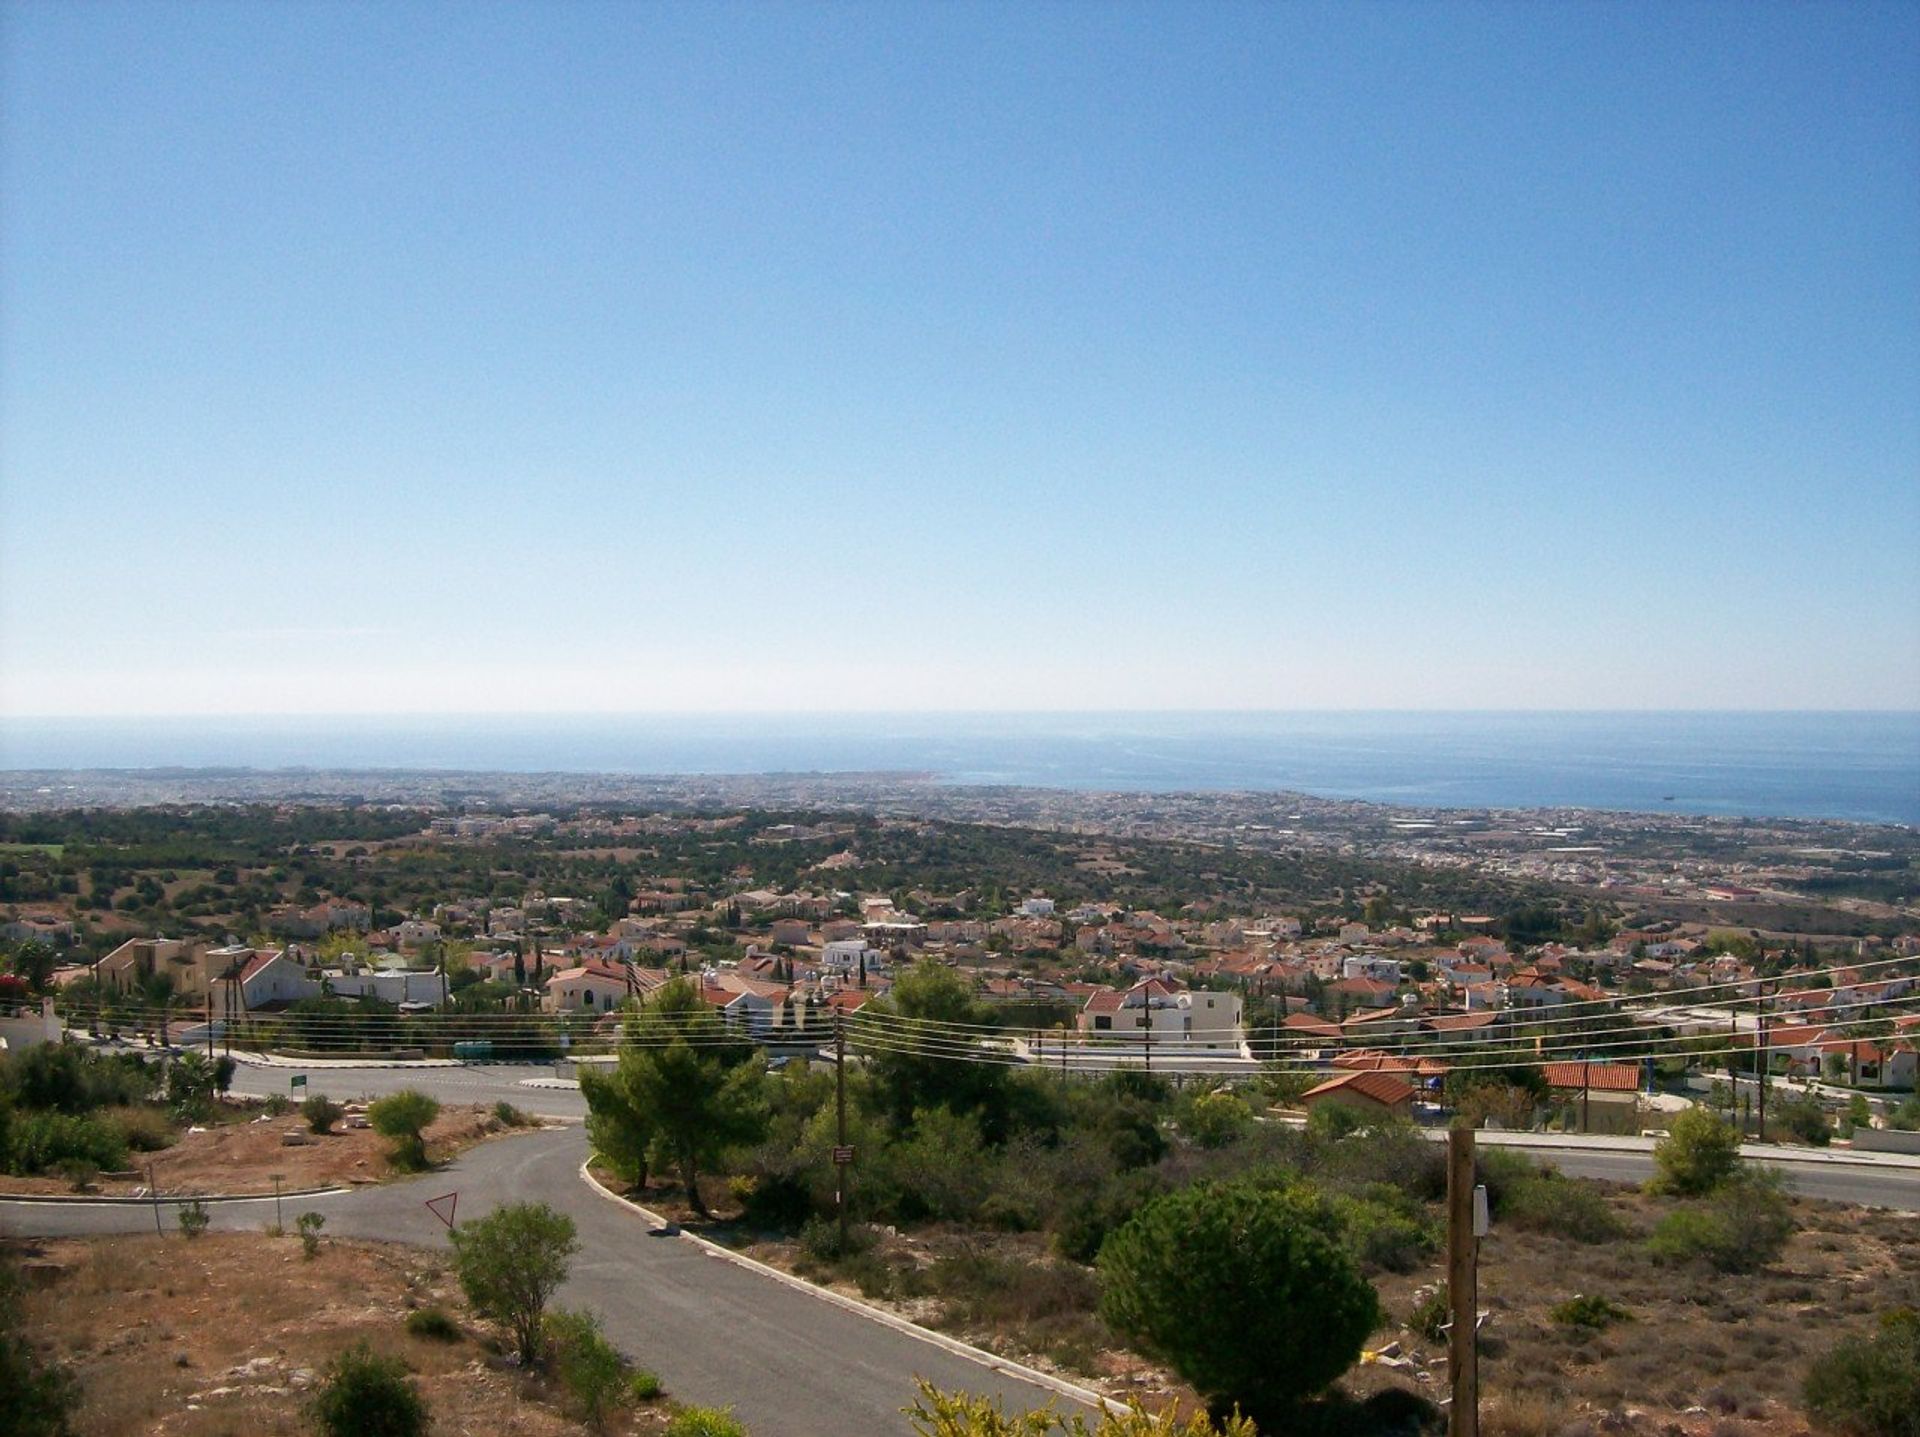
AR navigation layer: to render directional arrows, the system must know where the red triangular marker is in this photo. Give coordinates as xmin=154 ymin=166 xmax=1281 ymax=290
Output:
xmin=424 ymin=1192 xmax=458 ymax=1229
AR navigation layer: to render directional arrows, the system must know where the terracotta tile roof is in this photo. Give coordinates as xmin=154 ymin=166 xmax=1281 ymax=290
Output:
xmin=1541 ymin=1062 xmax=1640 ymax=1092
xmin=1303 ymin=1070 xmax=1415 ymax=1107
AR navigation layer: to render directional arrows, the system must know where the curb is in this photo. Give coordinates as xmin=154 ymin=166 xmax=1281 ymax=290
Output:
xmin=576 ymin=1160 xmax=1128 ymax=1418
xmin=0 ymin=1184 xmax=348 ymax=1207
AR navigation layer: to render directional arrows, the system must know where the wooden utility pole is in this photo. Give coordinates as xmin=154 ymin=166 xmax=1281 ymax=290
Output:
xmin=1446 ymin=1127 xmax=1479 ymax=1437
xmin=1756 ymin=980 xmax=1770 ymax=1142
xmin=206 ymin=995 xmax=216 ymax=1060
xmin=834 ymin=1012 xmax=849 ymax=1253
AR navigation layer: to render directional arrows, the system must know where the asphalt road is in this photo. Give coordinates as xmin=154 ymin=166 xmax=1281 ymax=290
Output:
xmin=0 ymin=1123 xmax=1083 ymax=1437
xmin=1520 ymin=1146 xmax=1920 ymax=1210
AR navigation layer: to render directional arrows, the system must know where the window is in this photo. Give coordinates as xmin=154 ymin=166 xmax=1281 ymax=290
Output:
xmin=1094 ymin=1015 xmax=1111 ymax=1030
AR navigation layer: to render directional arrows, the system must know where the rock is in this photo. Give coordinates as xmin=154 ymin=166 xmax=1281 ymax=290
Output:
xmin=174 ymin=1351 xmax=192 ymax=1368
xmin=280 ymin=1132 xmax=313 ymax=1147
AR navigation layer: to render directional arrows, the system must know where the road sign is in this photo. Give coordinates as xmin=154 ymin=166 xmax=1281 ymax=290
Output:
xmin=424 ymin=1192 xmax=459 ymax=1230
xmin=290 ymin=1074 xmax=307 ymax=1090
xmin=831 ymin=1145 xmax=855 ymax=1165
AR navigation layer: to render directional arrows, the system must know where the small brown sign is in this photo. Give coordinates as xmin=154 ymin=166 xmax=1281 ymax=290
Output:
xmin=831 ymin=1145 xmax=855 ymax=1165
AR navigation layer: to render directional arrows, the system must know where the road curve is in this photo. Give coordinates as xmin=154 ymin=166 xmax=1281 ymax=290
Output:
xmin=0 ymin=1126 xmax=1088 ymax=1437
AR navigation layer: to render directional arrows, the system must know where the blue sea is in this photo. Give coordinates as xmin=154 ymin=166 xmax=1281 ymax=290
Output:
xmin=1 ymin=712 xmax=1916 ymax=826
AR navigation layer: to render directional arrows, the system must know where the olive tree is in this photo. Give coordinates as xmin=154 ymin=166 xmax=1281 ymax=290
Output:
xmin=450 ymin=1201 xmax=579 ymax=1366
xmin=368 ymin=1089 xmax=440 ymax=1171
xmin=1097 ymin=1179 xmax=1378 ymax=1425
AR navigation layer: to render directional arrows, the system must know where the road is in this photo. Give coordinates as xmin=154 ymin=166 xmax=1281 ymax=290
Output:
xmin=1516 ymin=1144 xmax=1920 ymax=1210
xmin=0 ymin=1120 xmax=1083 ymax=1437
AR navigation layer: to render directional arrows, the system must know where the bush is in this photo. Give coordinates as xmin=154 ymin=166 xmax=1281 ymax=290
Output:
xmin=1803 ymin=1309 xmax=1920 ymax=1437
xmin=450 ymin=1201 xmax=579 ymax=1366
xmin=907 ymin=1379 xmax=1258 ymax=1434
xmin=1500 ymin=1168 xmax=1626 ymax=1243
xmin=1649 ymin=1107 xmax=1742 ymax=1195
xmin=1774 ymin=1092 xmax=1833 ymax=1147
xmin=7 ymin=1110 xmax=128 ymax=1175
xmin=178 ymin=1199 xmax=210 ymax=1239
xmin=263 ymin=1093 xmax=291 ymax=1117
xmin=108 ymin=1105 xmax=176 ymax=1153
xmin=297 ymin=1210 xmax=326 ymax=1258
xmin=368 ymin=1090 xmax=440 ymax=1171
xmin=1551 ymin=1293 xmax=1631 ymax=1331
xmin=403 ymin=1306 xmax=460 ymax=1341
xmin=1409 ymin=1284 xmax=1449 ymax=1343
xmin=1648 ymin=1171 xmax=1794 ymax=1273
xmin=665 ymin=1407 xmax=750 ymax=1437
xmin=1328 ymin=1188 xmax=1438 ymax=1274
xmin=631 ymin=1369 xmax=663 ymax=1401
xmin=1180 ymin=1089 xmax=1254 ymax=1150
xmin=546 ymin=1307 xmax=629 ymax=1430
xmin=307 ymin=1342 xmax=429 ymax=1437
xmin=799 ymin=1215 xmax=873 ymax=1263
xmin=1097 ymin=1178 xmax=1379 ymax=1424
xmin=302 ymin=1094 xmax=344 ymax=1135
xmin=493 ymin=1100 xmax=530 ymax=1127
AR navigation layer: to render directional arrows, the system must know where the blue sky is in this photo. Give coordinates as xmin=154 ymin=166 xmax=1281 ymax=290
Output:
xmin=2 ymin=0 xmax=1916 ymax=715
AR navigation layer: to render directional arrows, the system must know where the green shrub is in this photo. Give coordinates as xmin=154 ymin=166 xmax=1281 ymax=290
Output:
xmin=1305 ymin=1103 xmax=1367 ymax=1142
xmin=403 ymin=1306 xmax=460 ymax=1341
xmin=263 ymin=1093 xmax=292 ymax=1117
xmin=1803 ymin=1309 xmax=1920 ymax=1437
xmin=1328 ymin=1187 xmax=1438 ymax=1274
xmin=1051 ymin=1169 xmax=1167 ymax=1265
xmin=7 ymin=1110 xmax=128 ymax=1175
xmin=1180 ymin=1089 xmax=1254 ymax=1149
xmin=1500 ymin=1168 xmax=1626 ymax=1243
xmin=1097 ymin=1178 xmax=1379 ymax=1425
xmin=665 ymin=1407 xmax=749 ymax=1437
xmin=1551 ymin=1293 xmax=1631 ymax=1331
xmin=1409 ymin=1284 xmax=1449 ymax=1343
xmin=302 ymin=1094 xmax=343 ymax=1135
xmin=546 ymin=1307 xmax=629 ymax=1430
xmin=1649 ymin=1107 xmax=1742 ymax=1196
xmin=1774 ymin=1092 xmax=1833 ymax=1147
xmin=6 ymin=1043 xmax=158 ymax=1114
xmin=307 ymin=1342 xmax=429 ymax=1437
xmin=631 ymin=1369 xmax=663 ymax=1401
xmin=297 ymin=1210 xmax=326 ymax=1258
xmin=178 ymin=1199 xmax=210 ymax=1239
xmin=450 ymin=1201 xmax=579 ymax=1366
xmin=109 ymin=1105 xmax=176 ymax=1153
xmin=799 ymin=1215 xmax=873 ymax=1263
xmin=907 ymin=1380 xmax=1260 ymax=1434
xmin=368 ymin=1090 xmax=440 ymax=1172
xmin=1648 ymin=1171 xmax=1794 ymax=1273
xmin=493 ymin=1100 xmax=530 ymax=1127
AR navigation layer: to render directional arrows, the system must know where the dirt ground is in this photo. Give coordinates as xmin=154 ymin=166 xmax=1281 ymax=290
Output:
xmin=11 ymin=1232 xmax=672 ymax=1436
xmin=0 ymin=1101 xmax=549 ymax=1197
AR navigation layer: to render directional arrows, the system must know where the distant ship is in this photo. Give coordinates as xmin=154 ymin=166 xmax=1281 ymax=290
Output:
xmin=1661 ymin=795 xmax=1676 ymax=802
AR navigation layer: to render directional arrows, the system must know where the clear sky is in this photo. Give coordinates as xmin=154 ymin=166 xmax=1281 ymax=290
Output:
xmin=2 ymin=0 xmax=1916 ymax=717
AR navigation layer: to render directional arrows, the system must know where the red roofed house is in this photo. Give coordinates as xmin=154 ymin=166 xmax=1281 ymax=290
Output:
xmin=1301 ymin=1070 xmax=1414 ymax=1120
xmin=544 ymin=963 xmax=633 ymax=1014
